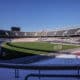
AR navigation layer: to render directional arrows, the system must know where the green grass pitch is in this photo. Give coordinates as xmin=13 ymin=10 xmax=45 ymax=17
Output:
xmin=1 ymin=42 xmax=80 ymax=59
xmin=3 ymin=42 xmax=80 ymax=54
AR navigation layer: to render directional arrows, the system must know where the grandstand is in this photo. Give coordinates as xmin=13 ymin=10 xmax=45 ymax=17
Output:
xmin=0 ymin=28 xmax=80 ymax=37
xmin=0 ymin=27 xmax=80 ymax=37
xmin=0 ymin=27 xmax=80 ymax=44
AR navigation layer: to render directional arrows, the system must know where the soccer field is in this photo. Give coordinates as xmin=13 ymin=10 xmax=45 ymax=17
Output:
xmin=3 ymin=42 xmax=80 ymax=54
xmin=1 ymin=42 xmax=80 ymax=59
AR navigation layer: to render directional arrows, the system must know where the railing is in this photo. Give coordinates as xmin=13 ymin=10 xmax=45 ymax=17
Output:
xmin=25 ymin=74 xmax=80 ymax=80
xmin=24 ymin=65 xmax=80 ymax=80
xmin=0 ymin=63 xmax=80 ymax=80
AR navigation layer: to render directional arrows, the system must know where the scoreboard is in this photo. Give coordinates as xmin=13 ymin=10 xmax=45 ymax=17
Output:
xmin=11 ymin=27 xmax=20 ymax=31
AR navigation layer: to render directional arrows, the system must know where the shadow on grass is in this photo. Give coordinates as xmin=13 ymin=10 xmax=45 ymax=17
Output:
xmin=0 ymin=47 xmax=35 ymax=60
xmin=0 ymin=47 xmax=54 ymax=64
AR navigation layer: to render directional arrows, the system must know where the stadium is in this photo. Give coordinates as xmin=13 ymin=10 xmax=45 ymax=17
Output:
xmin=0 ymin=27 xmax=80 ymax=80
xmin=0 ymin=27 xmax=80 ymax=59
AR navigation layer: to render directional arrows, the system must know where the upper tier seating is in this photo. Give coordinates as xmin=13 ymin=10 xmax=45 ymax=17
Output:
xmin=64 ymin=28 xmax=80 ymax=36
xmin=0 ymin=28 xmax=80 ymax=38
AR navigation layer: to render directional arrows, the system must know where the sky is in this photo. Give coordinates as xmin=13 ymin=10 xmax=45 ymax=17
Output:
xmin=0 ymin=0 xmax=80 ymax=31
